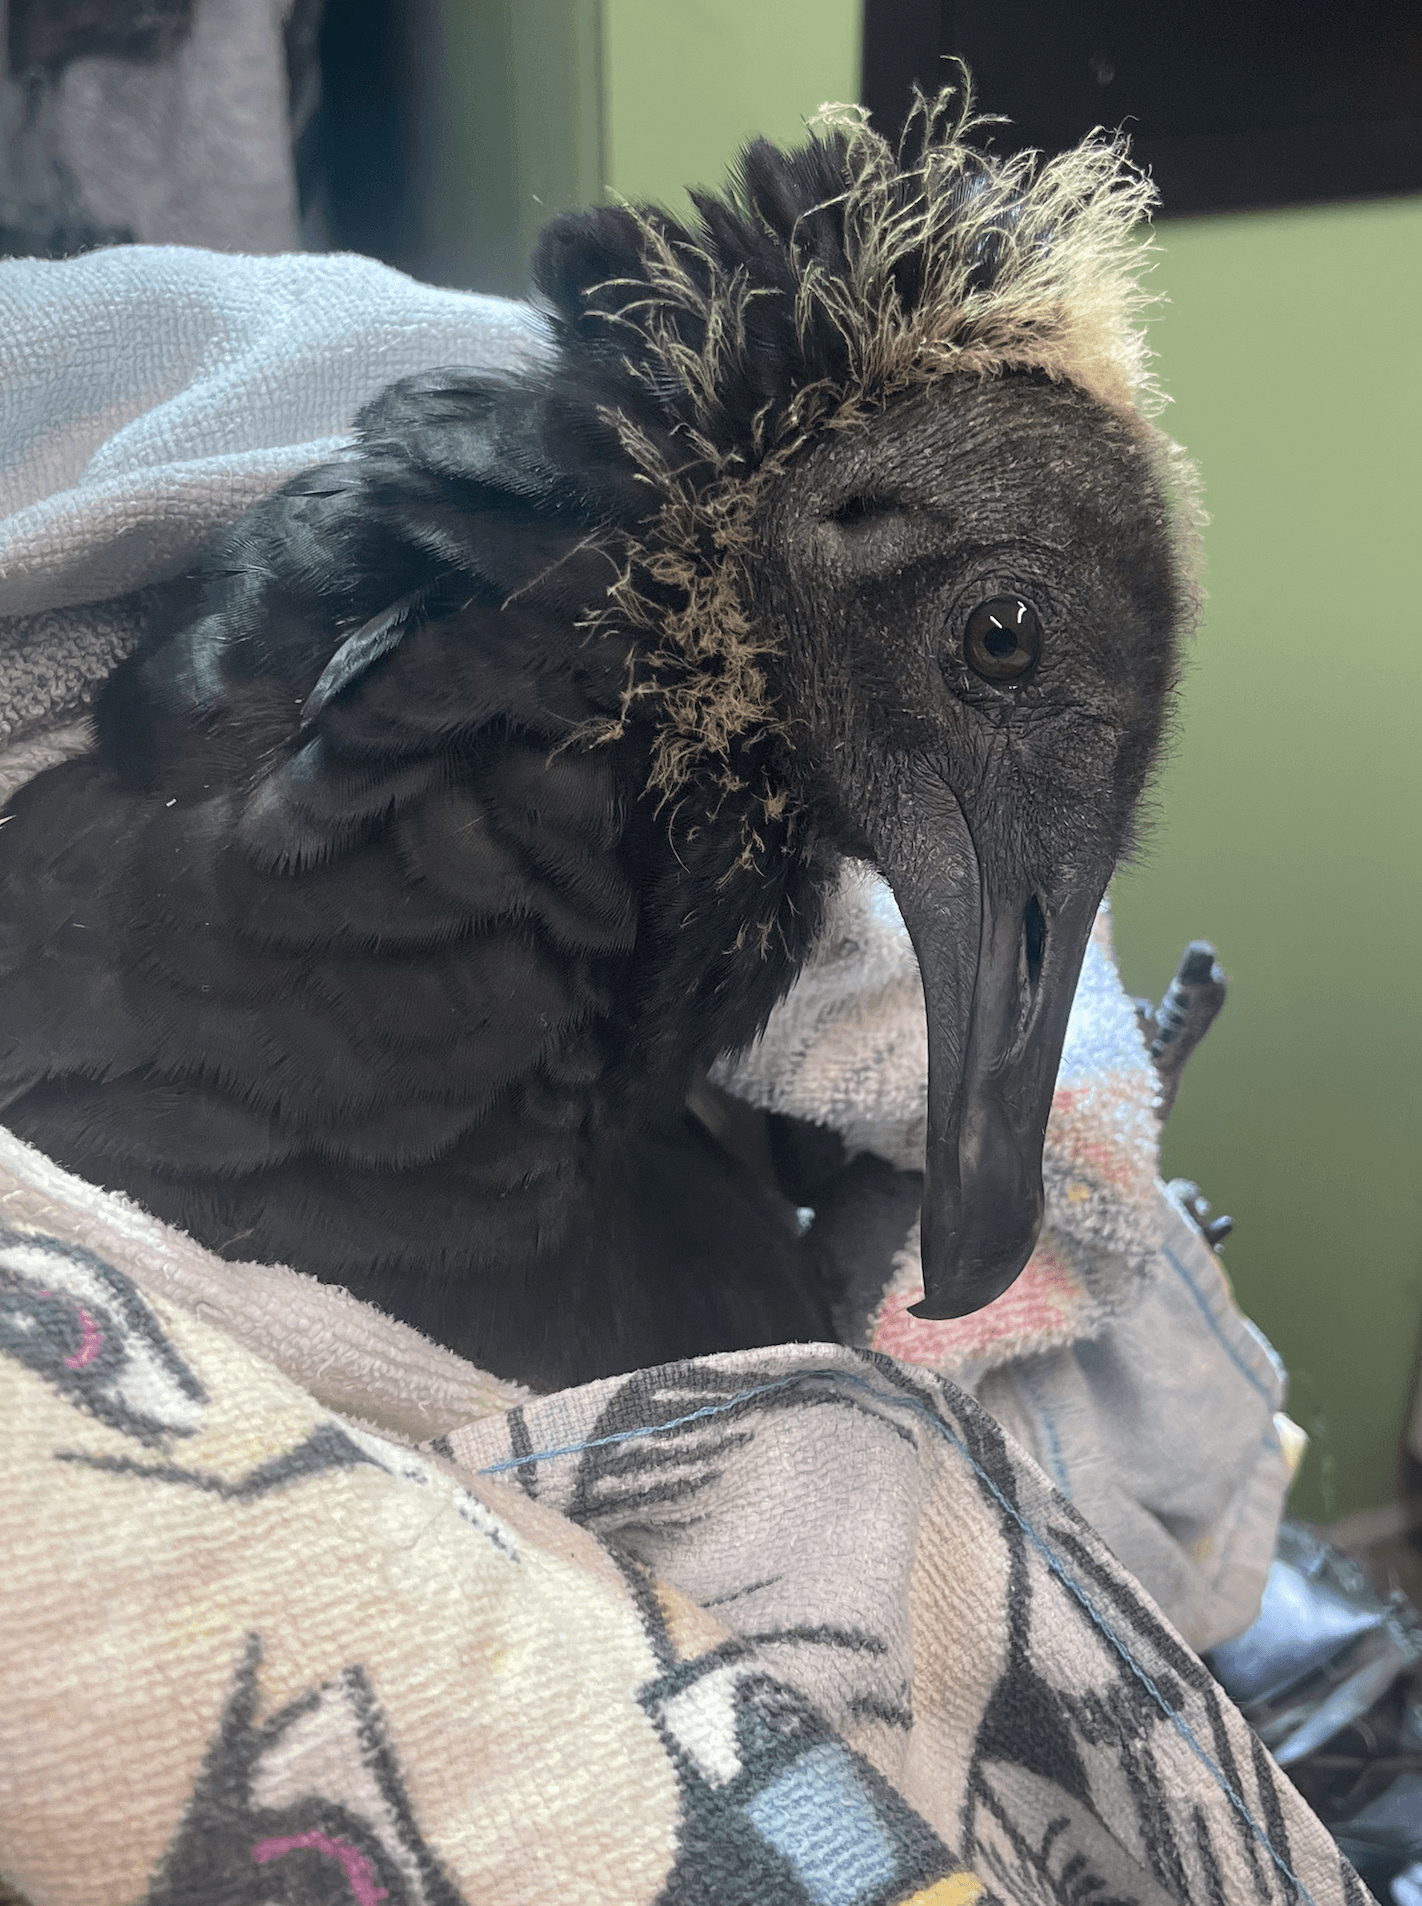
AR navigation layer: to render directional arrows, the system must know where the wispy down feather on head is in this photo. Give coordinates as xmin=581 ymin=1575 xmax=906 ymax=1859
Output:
xmin=533 ymin=82 xmax=1200 ymax=803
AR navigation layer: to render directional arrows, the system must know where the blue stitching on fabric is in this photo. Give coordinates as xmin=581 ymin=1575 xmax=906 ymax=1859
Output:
xmin=1161 ymin=1242 xmax=1276 ymax=1405
xmin=475 ymin=1374 xmax=811 ymax=1475
xmin=1018 ymin=1359 xmax=1071 ymax=1499
xmin=1035 ymin=1407 xmax=1070 ymax=1498
xmin=479 ymin=1362 xmax=1320 ymax=1903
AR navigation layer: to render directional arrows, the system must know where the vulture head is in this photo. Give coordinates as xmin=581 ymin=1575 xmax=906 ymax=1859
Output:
xmin=0 ymin=93 xmax=1198 ymax=1382
xmin=530 ymin=94 xmax=1194 ymax=1318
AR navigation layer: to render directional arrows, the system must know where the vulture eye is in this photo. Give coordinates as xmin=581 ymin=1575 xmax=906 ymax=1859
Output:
xmin=963 ymin=596 xmax=1042 ymax=682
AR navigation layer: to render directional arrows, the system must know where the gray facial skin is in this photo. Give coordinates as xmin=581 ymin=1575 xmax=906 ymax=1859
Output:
xmin=758 ymin=373 xmax=1182 ymax=1316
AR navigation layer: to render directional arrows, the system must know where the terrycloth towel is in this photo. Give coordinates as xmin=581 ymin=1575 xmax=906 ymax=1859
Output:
xmin=0 ymin=244 xmax=1328 ymax=1900
xmin=716 ymin=867 xmax=1291 ymax=1649
xmin=0 ymin=245 xmax=550 ymax=632
xmin=0 ymin=1145 xmax=1364 ymax=1906
xmin=713 ymin=871 xmax=1165 ymax=1362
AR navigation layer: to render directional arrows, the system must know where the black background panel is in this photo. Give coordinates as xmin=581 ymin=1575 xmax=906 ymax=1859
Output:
xmin=862 ymin=0 xmax=1422 ymax=214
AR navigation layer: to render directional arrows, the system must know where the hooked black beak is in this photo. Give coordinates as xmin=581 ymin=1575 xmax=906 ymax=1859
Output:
xmin=880 ymin=777 xmax=1101 ymax=1319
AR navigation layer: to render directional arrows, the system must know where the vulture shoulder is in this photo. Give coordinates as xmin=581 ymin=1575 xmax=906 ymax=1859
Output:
xmin=0 ymin=370 xmax=830 ymax=1384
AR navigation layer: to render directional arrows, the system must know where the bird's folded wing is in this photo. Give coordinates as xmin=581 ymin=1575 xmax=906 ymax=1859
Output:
xmin=0 ymin=244 xmax=551 ymax=745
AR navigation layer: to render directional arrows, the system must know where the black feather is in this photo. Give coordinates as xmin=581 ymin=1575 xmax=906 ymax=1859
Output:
xmin=299 ymin=593 xmax=426 ymax=727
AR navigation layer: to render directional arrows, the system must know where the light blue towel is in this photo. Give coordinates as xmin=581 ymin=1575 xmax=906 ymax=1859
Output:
xmin=0 ymin=244 xmax=550 ymax=626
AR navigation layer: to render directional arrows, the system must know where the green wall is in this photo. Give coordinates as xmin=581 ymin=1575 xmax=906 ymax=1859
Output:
xmin=1109 ymin=198 xmax=1422 ymax=1520
xmin=428 ymin=5 xmax=1422 ymax=1518
xmin=602 ymin=0 xmax=861 ymax=211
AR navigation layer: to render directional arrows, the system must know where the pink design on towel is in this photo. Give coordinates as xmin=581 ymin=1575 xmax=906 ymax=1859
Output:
xmin=871 ymin=1239 xmax=1088 ymax=1367
xmin=252 ymin=1830 xmax=389 ymax=1903
xmin=64 ymin=1306 xmax=103 ymax=1369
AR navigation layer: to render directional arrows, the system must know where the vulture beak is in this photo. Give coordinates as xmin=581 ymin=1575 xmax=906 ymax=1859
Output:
xmin=878 ymin=775 xmax=1100 ymax=1319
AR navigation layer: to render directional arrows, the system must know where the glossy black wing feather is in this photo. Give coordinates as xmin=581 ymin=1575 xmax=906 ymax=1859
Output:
xmin=299 ymin=591 xmax=424 ymax=726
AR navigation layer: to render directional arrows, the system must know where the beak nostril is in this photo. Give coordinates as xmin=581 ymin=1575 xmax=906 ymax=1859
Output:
xmin=1023 ymin=895 xmax=1046 ymax=998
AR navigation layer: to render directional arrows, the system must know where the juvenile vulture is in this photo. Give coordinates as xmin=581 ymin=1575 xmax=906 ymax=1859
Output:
xmin=0 ymin=96 xmax=1196 ymax=1390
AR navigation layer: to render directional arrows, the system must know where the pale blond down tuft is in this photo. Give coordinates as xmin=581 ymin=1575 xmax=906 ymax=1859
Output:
xmin=562 ymin=84 xmax=1201 ymax=816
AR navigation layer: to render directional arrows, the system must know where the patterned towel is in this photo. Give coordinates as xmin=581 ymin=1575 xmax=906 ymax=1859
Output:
xmin=0 ymin=1171 xmax=1367 ymax=1905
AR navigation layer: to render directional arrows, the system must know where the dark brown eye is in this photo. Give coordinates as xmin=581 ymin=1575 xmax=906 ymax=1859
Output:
xmin=963 ymin=596 xmax=1042 ymax=682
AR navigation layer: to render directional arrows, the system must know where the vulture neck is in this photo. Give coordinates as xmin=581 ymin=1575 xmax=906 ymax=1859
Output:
xmin=601 ymin=714 xmax=834 ymax=1111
